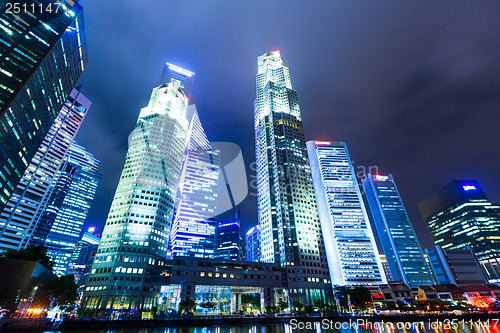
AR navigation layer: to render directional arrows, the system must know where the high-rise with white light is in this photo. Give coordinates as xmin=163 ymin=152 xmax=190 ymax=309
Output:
xmin=254 ymin=51 xmax=332 ymax=306
xmin=82 ymin=65 xmax=193 ymax=313
xmin=307 ymin=141 xmax=386 ymax=286
xmin=362 ymin=173 xmax=434 ymax=287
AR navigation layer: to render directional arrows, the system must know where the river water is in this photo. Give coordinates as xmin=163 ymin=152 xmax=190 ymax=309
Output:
xmin=43 ymin=319 xmax=500 ymax=333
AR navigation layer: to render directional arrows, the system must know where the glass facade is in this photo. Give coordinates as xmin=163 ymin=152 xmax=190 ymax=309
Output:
xmin=31 ymin=142 xmax=101 ymax=276
xmin=426 ymin=245 xmax=488 ymax=286
xmin=82 ymin=71 xmax=191 ymax=313
xmin=245 ymin=225 xmax=260 ymax=262
xmin=254 ymin=51 xmax=332 ymax=305
xmin=419 ymin=180 xmax=500 ymax=283
xmin=0 ymin=88 xmax=90 ymax=252
xmin=215 ymin=212 xmax=241 ymax=261
xmin=0 ymin=0 xmax=87 ymax=212
xmin=168 ymin=107 xmax=220 ymax=259
xmin=362 ymin=173 xmax=434 ymax=287
xmin=307 ymin=141 xmax=386 ymax=286
xmin=70 ymin=231 xmax=100 ymax=272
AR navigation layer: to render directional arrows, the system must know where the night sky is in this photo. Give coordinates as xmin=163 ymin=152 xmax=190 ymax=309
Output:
xmin=74 ymin=1 xmax=500 ymax=250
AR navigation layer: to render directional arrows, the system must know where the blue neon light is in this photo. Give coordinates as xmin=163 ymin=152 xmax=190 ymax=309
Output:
xmin=463 ymin=185 xmax=477 ymax=191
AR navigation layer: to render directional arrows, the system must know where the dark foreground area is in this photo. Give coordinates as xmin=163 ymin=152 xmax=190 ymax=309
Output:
xmin=2 ymin=313 xmax=500 ymax=332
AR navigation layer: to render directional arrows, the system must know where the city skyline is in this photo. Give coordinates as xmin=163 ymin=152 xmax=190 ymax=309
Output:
xmin=75 ymin=1 xmax=500 ymax=252
xmin=2 ymin=0 xmax=500 ymax=321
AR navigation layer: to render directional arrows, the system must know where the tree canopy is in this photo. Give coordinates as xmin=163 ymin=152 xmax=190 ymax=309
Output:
xmin=1 ymin=246 xmax=54 ymax=270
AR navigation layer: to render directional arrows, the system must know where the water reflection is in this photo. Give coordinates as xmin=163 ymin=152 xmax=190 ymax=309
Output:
xmin=44 ymin=322 xmax=498 ymax=333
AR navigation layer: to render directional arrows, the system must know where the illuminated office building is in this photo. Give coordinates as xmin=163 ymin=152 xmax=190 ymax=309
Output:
xmin=69 ymin=228 xmax=101 ymax=286
xmin=168 ymin=107 xmax=220 ymax=259
xmin=426 ymin=245 xmax=488 ymax=286
xmin=30 ymin=142 xmax=101 ymax=276
xmin=362 ymin=173 xmax=433 ymax=287
xmin=215 ymin=211 xmax=242 ymax=261
xmin=254 ymin=51 xmax=332 ymax=305
xmin=307 ymin=141 xmax=386 ymax=286
xmin=419 ymin=180 xmax=500 ymax=283
xmin=0 ymin=0 xmax=87 ymax=212
xmin=0 ymin=89 xmax=90 ymax=252
xmin=245 ymin=225 xmax=260 ymax=262
xmin=82 ymin=64 xmax=193 ymax=313
xmin=379 ymin=255 xmax=393 ymax=282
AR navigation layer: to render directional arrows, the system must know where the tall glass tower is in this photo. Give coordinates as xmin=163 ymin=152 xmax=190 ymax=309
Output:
xmin=0 ymin=0 xmax=87 ymax=212
xmin=245 ymin=225 xmax=260 ymax=262
xmin=31 ymin=142 xmax=101 ymax=276
xmin=168 ymin=106 xmax=220 ymax=258
xmin=82 ymin=67 xmax=192 ymax=314
xmin=215 ymin=211 xmax=242 ymax=261
xmin=0 ymin=88 xmax=91 ymax=252
xmin=362 ymin=173 xmax=434 ymax=287
xmin=419 ymin=180 xmax=500 ymax=283
xmin=307 ymin=141 xmax=386 ymax=286
xmin=254 ymin=51 xmax=332 ymax=306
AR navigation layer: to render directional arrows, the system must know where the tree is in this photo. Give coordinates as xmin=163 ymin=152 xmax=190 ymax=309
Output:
xmin=278 ymin=301 xmax=288 ymax=312
xmin=313 ymin=300 xmax=326 ymax=315
xmin=304 ymin=305 xmax=315 ymax=313
xmin=334 ymin=285 xmax=350 ymax=311
xmin=349 ymin=286 xmax=372 ymax=310
xmin=46 ymin=275 xmax=78 ymax=306
xmin=265 ymin=305 xmax=277 ymax=314
xmin=293 ymin=300 xmax=304 ymax=312
xmin=179 ymin=299 xmax=195 ymax=315
xmin=2 ymin=246 xmax=53 ymax=270
xmin=200 ymin=300 xmax=215 ymax=314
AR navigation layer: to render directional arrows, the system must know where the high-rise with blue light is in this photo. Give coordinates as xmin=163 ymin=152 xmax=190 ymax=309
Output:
xmin=362 ymin=173 xmax=434 ymax=287
xmin=307 ymin=141 xmax=386 ymax=286
xmin=245 ymin=225 xmax=260 ymax=262
xmin=69 ymin=228 xmax=101 ymax=286
xmin=0 ymin=0 xmax=87 ymax=213
xmin=215 ymin=211 xmax=242 ymax=261
xmin=168 ymin=106 xmax=220 ymax=259
xmin=419 ymin=180 xmax=500 ymax=283
xmin=31 ymin=142 xmax=101 ymax=276
xmin=254 ymin=51 xmax=332 ymax=306
xmin=0 ymin=88 xmax=91 ymax=252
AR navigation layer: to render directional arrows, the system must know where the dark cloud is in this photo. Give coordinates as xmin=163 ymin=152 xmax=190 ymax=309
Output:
xmin=75 ymin=0 xmax=500 ymax=250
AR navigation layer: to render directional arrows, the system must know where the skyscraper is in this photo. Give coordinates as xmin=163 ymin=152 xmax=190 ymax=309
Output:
xmin=426 ymin=245 xmax=488 ymax=286
xmin=30 ymin=142 xmax=101 ymax=276
xmin=82 ymin=65 xmax=192 ymax=314
xmin=362 ymin=173 xmax=434 ymax=288
xmin=419 ymin=180 xmax=500 ymax=283
xmin=254 ymin=51 xmax=332 ymax=305
xmin=0 ymin=0 xmax=87 ymax=212
xmin=0 ymin=88 xmax=91 ymax=252
xmin=168 ymin=107 xmax=220 ymax=259
xmin=307 ymin=141 xmax=386 ymax=286
xmin=215 ymin=211 xmax=242 ymax=261
xmin=245 ymin=225 xmax=260 ymax=262
xmin=69 ymin=228 xmax=101 ymax=286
